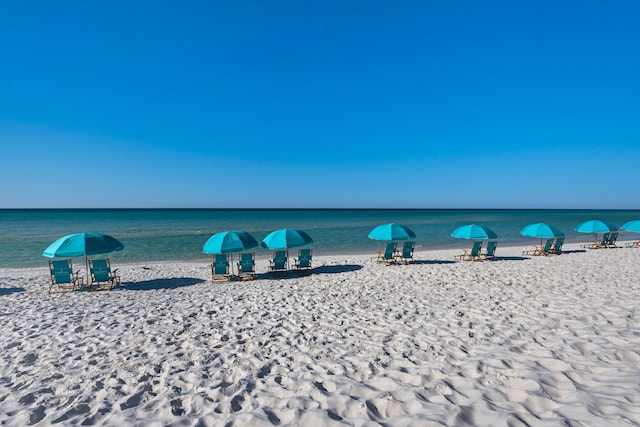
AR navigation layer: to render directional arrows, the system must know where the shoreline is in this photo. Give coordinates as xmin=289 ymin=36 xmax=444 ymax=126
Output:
xmin=3 ymin=237 xmax=639 ymax=271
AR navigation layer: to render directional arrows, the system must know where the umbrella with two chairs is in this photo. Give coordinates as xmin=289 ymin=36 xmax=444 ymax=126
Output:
xmin=575 ymin=220 xmax=619 ymax=249
xmin=43 ymin=232 xmax=124 ymax=293
xmin=621 ymin=220 xmax=640 ymax=247
xmin=261 ymin=228 xmax=314 ymax=274
xmin=450 ymin=224 xmax=498 ymax=261
xmin=203 ymin=230 xmax=260 ymax=281
xmin=520 ymin=223 xmax=565 ymax=256
xmin=368 ymin=223 xmax=417 ymax=265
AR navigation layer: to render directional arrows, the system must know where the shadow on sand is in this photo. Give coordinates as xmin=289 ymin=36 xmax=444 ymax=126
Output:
xmin=412 ymin=260 xmax=457 ymax=265
xmin=120 ymin=278 xmax=206 ymax=291
xmin=311 ymin=264 xmax=363 ymax=274
xmin=0 ymin=287 xmax=26 ymax=296
xmin=255 ymin=264 xmax=364 ymax=280
xmin=494 ymin=256 xmax=529 ymax=261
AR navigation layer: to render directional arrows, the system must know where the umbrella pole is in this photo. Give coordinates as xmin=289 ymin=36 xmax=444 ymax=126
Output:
xmin=85 ymin=254 xmax=89 ymax=288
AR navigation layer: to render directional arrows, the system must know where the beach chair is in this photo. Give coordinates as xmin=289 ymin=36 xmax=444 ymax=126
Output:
xmin=536 ymin=239 xmax=554 ymax=256
xmin=236 ymin=253 xmax=256 ymax=280
xmin=522 ymin=238 xmax=552 ymax=256
xmin=395 ymin=241 xmax=415 ymax=264
xmin=605 ymin=232 xmax=618 ymax=248
xmin=293 ymin=248 xmax=313 ymax=272
xmin=583 ymin=233 xmax=609 ymax=249
xmin=479 ymin=241 xmax=498 ymax=260
xmin=48 ymin=259 xmax=83 ymax=294
xmin=269 ymin=250 xmax=288 ymax=274
xmin=211 ymin=254 xmax=231 ymax=282
xmin=89 ymin=258 xmax=121 ymax=291
xmin=454 ymin=241 xmax=482 ymax=261
xmin=625 ymin=239 xmax=640 ymax=248
xmin=549 ymin=237 xmax=564 ymax=254
xmin=375 ymin=242 xmax=397 ymax=265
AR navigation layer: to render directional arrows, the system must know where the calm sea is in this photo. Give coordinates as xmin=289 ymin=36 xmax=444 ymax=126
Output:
xmin=1 ymin=209 xmax=639 ymax=268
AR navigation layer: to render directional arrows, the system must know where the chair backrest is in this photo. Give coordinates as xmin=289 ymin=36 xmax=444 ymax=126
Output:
xmin=50 ymin=260 xmax=74 ymax=284
xmin=543 ymin=239 xmax=554 ymax=253
xmin=239 ymin=253 xmax=255 ymax=273
xmin=273 ymin=250 xmax=288 ymax=270
xmin=486 ymin=241 xmax=497 ymax=256
xmin=298 ymin=248 xmax=312 ymax=268
xmin=600 ymin=233 xmax=610 ymax=245
xmin=90 ymin=259 xmax=111 ymax=282
xmin=213 ymin=254 xmax=229 ymax=275
xmin=384 ymin=242 xmax=396 ymax=259
xmin=470 ymin=241 xmax=482 ymax=257
xmin=553 ymin=237 xmax=564 ymax=253
xmin=402 ymin=241 xmax=415 ymax=258
xmin=608 ymin=232 xmax=618 ymax=245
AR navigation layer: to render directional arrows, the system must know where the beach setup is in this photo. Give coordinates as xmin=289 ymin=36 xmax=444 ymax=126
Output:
xmin=621 ymin=220 xmax=640 ymax=247
xmin=203 ymin=230 xmax=259 ymax=280
xmin=520 ymin=223 xmax=564 ymax=256
xmin=451 ymin=224 xmax=497 ymax=261
xmin=368 ymin=223 xmax=416 ymax=265
xmin=575 ymin=220 xmax=619 ymax=249
xmin=261 ymin=228 xmax=313 ymax=273
xmin=43 ymin=232 xmax=125 ymax=288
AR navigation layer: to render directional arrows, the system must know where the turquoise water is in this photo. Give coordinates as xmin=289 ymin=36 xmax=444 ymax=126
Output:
xmin=1 ymin=209 xmax=639 ymax=268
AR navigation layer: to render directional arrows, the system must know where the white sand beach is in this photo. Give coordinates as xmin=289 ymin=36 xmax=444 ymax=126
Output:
xmin=1 ymin=244 xmax=639 ymax=426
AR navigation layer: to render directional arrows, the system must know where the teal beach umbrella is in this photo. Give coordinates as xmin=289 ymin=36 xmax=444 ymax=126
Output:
xmin=43 ymin=232 xmax=125 ymax=280
xmin=43 ymin=233 xmax=124 ymax=258
xmin=261 ymin=228 xmax=313 ymax=250
xmin=368 ymin=223 xmax=416 ymax=241
xmin=520 ymin=223 xmax=564 ymax=239
xmin=621 ymin=220 xmax=640 ymax=233
xmin=203 ymin=230 xmax=259 ymax=254
xmin=451 ymin=224 xmax=497 ymax=240
xmin=574 ymin=220 xmax=618 ymax=234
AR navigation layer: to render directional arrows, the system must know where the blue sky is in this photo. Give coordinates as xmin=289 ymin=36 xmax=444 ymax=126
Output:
xmin=1 ymin=1 xmax=639 ymax=208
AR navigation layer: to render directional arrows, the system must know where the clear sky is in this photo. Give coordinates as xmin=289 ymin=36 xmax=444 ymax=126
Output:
xmin=1 ymin=1 xmax=639 ymax=208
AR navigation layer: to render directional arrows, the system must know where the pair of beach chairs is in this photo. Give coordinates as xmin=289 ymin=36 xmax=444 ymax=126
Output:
xmin=211 ymin=253 xmax=257 ymax=282
xmin=268 ymin=248 xmax=313 ymax=275
xmin=582 ymin=233 xmax=618 ymax=249
xmin=48 ymin=259 xmax=121 ymax=294
xmin=522 ymin=237 xmax=565 ymax=256
xmin=454 ymin=241 xmax=498 ymax=261
xmin=375 ymin=241 xmax=415 ymax=265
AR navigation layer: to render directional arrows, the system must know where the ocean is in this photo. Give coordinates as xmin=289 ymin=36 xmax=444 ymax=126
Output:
xmin=1 ymin=209 xmax=639 ymax=268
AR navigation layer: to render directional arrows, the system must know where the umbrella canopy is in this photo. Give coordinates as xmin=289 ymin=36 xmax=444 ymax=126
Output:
xmin=621 ymin=220 xmax=640 ymax=233
xmin=368 ymin=223 xmax=416 ymax=241
xmin=203 ymin=230 xmax=259 ymax=254
xmin=574 ymin=220 xmax=618 ymax=234
xmin=520 ymin=223 xmax=564 ymax=239
xmin=261 ymin=228 xmax=313 ymax=250
xmin=43 ymin=233 xmax=124 ymax=258
xmin=451 ymin=224 xmax=497 ymax=240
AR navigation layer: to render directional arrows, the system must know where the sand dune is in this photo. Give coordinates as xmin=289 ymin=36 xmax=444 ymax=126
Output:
xmin=1 ymin=244 xmax=639 ymax=426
